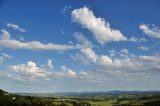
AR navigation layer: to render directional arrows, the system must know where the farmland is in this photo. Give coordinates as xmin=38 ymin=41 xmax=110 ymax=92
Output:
xmin=1 ymin=89 xmax=160 ymax=106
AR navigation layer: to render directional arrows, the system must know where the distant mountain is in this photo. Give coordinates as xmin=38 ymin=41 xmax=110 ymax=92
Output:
xmin=60 ymin=90 xmax=160 ymax=96
xmin=15 ymin=90 xmax=160 ymax=97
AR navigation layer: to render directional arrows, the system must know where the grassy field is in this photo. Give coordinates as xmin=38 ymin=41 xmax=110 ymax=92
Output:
xmin=1 ymin=89 xmax=160 ymax=106
xmin=89 ymin=101 xmax=113 ymax=106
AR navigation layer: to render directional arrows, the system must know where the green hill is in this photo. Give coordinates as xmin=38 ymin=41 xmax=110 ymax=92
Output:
xmin=0 ymin=89 xmax=58 ymax=106
xmin=0 ymin=89 xmax=7 ymax=96
xmin=0 ymin=89 xmax=160 ymax=106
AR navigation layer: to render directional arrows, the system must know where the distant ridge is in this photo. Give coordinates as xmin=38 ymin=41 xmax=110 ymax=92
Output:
xmin=1 ymin=88 xmax=160 ymax=97
xmin=14 ymin=90 xmax=160 ymax=97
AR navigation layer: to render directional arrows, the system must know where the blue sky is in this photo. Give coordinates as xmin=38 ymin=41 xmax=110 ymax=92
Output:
xmin=0 ymin=0 xmax=160 ymax=93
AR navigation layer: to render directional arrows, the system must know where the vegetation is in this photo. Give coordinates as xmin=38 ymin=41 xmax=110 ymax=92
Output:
xmin=0 ymin=89 xmax=160 ymax=106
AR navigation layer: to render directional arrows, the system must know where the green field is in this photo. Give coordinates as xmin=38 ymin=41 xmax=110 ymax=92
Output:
xmin=1 ymin=89 xmax=160 ymax=106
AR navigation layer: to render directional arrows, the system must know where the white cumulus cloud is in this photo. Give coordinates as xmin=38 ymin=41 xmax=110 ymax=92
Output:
xmin=73 ymin=32 xmax=93 ymax=48
xmin=11 ymin=61 xmax=47 ymax=77
xmin=7 ymin=23 xmax=26 ymax=32
xmin=9 ymin=60 xmax=76 ymax=82
xmin=71 ymin=7 xmax=127 ymax=44
xmin=80 ymin=48 xmax=118 ymax=66
xmin=81 ymin=48 xmax=97 ymax=63
xmin=60 ymin=65 xmax=76 ymax=77
xmin=139 ymin=24 xmax=160 ymax=39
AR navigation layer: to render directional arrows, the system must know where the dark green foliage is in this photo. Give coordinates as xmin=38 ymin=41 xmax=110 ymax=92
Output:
xmin=0 ymin=89 xmax=7 ymax=96
xmin=143 ymin=100 xmax=160 ymax=106
xmin=0 ymin=89 xmax=56 ymax=106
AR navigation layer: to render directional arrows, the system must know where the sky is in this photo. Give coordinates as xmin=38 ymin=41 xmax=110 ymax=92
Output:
xmin=0 ymin=0 xmax=160 ymax=93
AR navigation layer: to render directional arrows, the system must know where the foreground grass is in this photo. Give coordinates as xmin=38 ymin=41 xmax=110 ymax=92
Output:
xmin=89 ymin=101 xmax=113 ymax=106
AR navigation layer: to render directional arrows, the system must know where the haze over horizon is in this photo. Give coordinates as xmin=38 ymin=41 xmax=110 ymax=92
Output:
xmin=0 ymin=0 xmax=160 ymax=93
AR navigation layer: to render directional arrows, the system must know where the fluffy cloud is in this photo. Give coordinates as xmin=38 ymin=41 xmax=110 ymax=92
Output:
xmin=97 ymin=55 xmax=113 ymax=66
xmin=81 ymin=48 xmax=97 ymax=63
xmin=2 ymin=51 xmax=160 ymax=87
xmin=73 ymin=32 xmax=93 ymax=48
xmin=60 ymin=65 xmax=76 ymax=77
xmin=71 ymin=32 xmax=94 ymax=64
xmin=0 ymin=29 xmax=76 ymax=51
xmin=139 ymin=24 xmax=160 ymax=39
xmin=9 ymin=60 xmax=76 ymax=81
xmin=80 ymin=48 xmax=120 ymax=67
xmin=70 ymin=43 xmax=160 ymax=83
xmin=70 ymin=53 xmax=89 ymax=64
xmin=7 ymin=23 xmax=26 ymax=32
xmin=71 ymin=7 xmax=127 ymax=44
xmin=78 ymin=53 xmax=160 ymax=83
xmin=6 ymin=53 xmax=160 ymax=83
xmin=11 ymin=61 xmax=47 ymax=77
